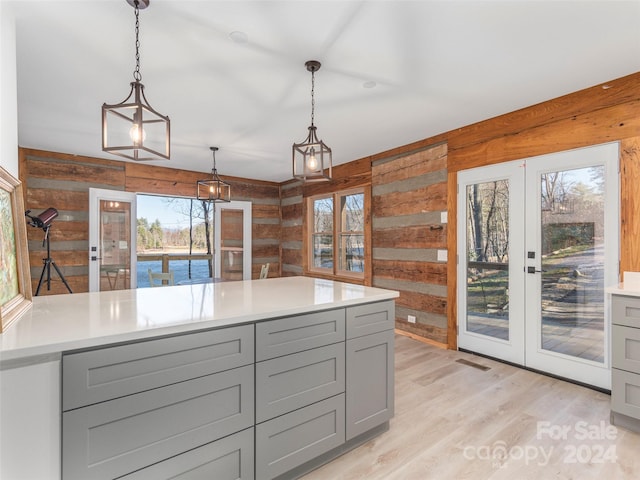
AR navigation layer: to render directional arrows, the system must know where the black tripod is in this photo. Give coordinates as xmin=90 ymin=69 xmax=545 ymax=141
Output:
xmin=35 ymin=224 xmax=72 ymax=295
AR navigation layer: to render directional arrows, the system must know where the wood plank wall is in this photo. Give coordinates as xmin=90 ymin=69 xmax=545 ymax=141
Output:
xmin=19 ymin=148 xmax=281 ymax=295
xmin=371 ymin=144 xmax=448 ymax=345
xmin=280 ymin=181 xmax=304 ymax=277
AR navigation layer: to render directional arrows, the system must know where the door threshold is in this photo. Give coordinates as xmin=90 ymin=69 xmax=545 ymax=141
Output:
xmin=458 ymin=348 xmax=611 ymax=395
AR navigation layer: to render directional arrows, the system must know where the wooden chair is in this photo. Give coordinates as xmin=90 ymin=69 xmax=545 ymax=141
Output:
xmin=259 ymin=263 xmax=269 ymax=279
xmin=148 ymin=268 xmax=175 ymax=287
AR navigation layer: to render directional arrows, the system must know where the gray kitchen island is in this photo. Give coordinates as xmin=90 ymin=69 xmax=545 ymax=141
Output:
xmin=0 ymin=276 xmax=398 ymax=480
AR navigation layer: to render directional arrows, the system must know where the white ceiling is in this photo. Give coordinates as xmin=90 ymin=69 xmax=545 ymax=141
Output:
xmin=8 ymin=0 xmax=640 ymax=182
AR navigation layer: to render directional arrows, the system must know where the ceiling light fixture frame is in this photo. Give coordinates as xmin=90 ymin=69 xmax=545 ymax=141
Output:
xmin=197 ymin=147 xmax=231 ymax=203
xmin=292 ymin=60 xmax=332 ymax=182
xmin=102 ymin=0 xmax=170 ymax=161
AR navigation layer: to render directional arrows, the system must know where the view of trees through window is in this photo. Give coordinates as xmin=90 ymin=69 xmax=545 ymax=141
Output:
xmin=311 ymin=191 xmax=364 ymax=276
xmin=136 ymin=194 xmax=214 ymax=286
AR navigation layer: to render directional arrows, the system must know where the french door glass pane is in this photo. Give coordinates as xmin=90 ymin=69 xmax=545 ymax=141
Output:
xmin=220 ymin=209 xmax=243 ymax=281
xmin=540 ymin=166 xmax=605 ymax=363
xmin=466 ymin=180 xmax=510 ymax=340
xmin=99 ymin=200 xmax=131 ymax=291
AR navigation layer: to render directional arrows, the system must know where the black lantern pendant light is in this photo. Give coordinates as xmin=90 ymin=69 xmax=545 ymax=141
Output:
xmin=292 ymin=60 xmax=332 ymax=182
xmin=197 ymin=147 xmax=231 ymax=202
xmin=102 ymin=0 xmax=170 ymax=161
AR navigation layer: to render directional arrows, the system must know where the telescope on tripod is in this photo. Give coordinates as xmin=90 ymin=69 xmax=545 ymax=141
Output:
xmin=25 ymin=208 xmax=73 ymax=296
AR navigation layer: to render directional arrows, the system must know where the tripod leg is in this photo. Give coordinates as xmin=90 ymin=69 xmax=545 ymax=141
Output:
xmin=35 ymin=260 xmax=49 ymax=296
xmin=51 ymin=260 xmax=73 ymax=294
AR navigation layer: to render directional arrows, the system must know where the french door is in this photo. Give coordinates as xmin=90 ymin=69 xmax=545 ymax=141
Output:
xmin=457 ymin=143 xmax=619 ymax=389
xmin=89 ymin=188 xmax=137 ymax=292
xmin=214 ymin=201 xmax=252 ymax=281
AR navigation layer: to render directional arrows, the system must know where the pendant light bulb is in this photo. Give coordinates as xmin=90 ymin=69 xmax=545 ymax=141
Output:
xmin=129 ymin=123 xmax=146 ymax=145
xmin=307 ymin=148 xmax=318 ymax=171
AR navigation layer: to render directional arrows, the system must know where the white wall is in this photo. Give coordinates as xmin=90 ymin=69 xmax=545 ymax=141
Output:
xmin=0 ymin=1 xmax=19 ymax=177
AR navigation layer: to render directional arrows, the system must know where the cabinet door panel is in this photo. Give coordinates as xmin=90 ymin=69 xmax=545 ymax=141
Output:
xmin=346 ymin=330 xmax=394 ymax=440
xmin=63 ymin=365 xmax=254 ymax=480
xmin=121 ymin=428 xmax=254 ymax=480
xmin=346 ymin=301 xmax=394 ymax=339
xmin=612 ymin=369 xmax=640 ymax=419
xmin=612 ymin=295 xmax=640 ymax=328
xmin=613 ymin=325 xmax=640 ymax=373
xmin=256 ymin=342 xmax=345 ymax=423
xmin=256 ymin=394 xmax=345 ymax=480
xmin=63 ymin=324 xmax=254 ymax=410
xmin=256 ymin=309 xmax=345 ymax=361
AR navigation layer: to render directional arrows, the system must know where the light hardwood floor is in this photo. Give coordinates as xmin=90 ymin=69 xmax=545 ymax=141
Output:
xmin=302 ymin=334 xmax=640 ymax=479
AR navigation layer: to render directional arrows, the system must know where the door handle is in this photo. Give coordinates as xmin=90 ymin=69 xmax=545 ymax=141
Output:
xmin=527 ymin=266 xmax=546 ymax=274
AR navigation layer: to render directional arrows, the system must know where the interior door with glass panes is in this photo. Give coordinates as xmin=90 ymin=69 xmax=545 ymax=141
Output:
xmin=89 ymin=188 xmax=137 ymax=292
xmin=214 ymin=201 xmax=252 ymax=281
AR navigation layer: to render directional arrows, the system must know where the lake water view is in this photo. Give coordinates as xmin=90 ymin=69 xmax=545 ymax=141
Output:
xmin=137 ymin=259 xmax=212 ymax=287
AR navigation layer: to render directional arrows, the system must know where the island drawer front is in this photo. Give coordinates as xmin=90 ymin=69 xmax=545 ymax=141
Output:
xmin=62 ymin=364 xmax=254 ymax=480
xmin=62 ymin=324 xmax=254 ymax=411
xmin=612 ymin=369 xmax=640 ymax=419
xmin=121 ymin=427 xmax=255 ymax=480
xmin=256 ymin=308 xmax=345 ymax=361
xmin=346 ymin=300 xmax=395 ymax=339
xmin=256 ymin=393 xmax=345 ymax=480
xmin=256 ymin=342 xmax=345 ymax=423
xmin=613 ymin=325 xmax=640 ymax=372
xmin=612 ymin=295 xmax=640 ymax=328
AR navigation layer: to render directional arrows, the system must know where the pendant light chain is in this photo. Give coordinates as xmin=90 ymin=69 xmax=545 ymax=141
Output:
xmin=310 ymin=69 xmax=315 ymax=127
xmin=133 ymin=0 xmax=142 ymax=82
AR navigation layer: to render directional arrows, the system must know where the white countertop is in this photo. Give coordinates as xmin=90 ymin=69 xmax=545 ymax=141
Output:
xmin=0 ymin=277 xmax=398 ymax=364
xmin=606 ymin=283 xmax=640 ymax=298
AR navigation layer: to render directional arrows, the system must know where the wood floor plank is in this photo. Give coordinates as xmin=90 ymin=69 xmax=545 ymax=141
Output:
xmin=301 ymin=335 xmax=640 ymax=479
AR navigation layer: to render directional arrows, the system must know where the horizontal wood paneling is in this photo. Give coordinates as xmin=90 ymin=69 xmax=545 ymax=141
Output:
xmin=449 ymin=101 xmax=640 ymax=171
xmin=372 ymin=144 xmax=448 ymax=344
xmin=281 ymin=225 xmax=303 ymax=243
xmin=374 ymin=259 xmax=447 ymax=285
xmin=21 ymin=148 xmax=283 ymax=294
xmin=253 ymin=223 xmax=280 ymax=240
xmin=252 ymin=244 xmax=279 ymax=258
xmin=394 ymin=321 xmax=448 ymax=345
xmin=26 ymin=157 xmax=124 ymax=186
xmin=29 ymin=250 xmax=87 ymax=267
xmin=374 ymin=225 xmax=446 ymax=249
xmin=281 ymin=247 xmax=302 ymax=266
xmin=27 ymin=188 xmax=88 ymax=211
xmin=372 ymin=144 xmax=447 ymax=185
xmin=372 ymin=182 xmax=447 ymax=218
xmin=396 ymin=290 xmax=447 ymax=316
xmin=252 ymin=204 xmax=280 ymax=218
